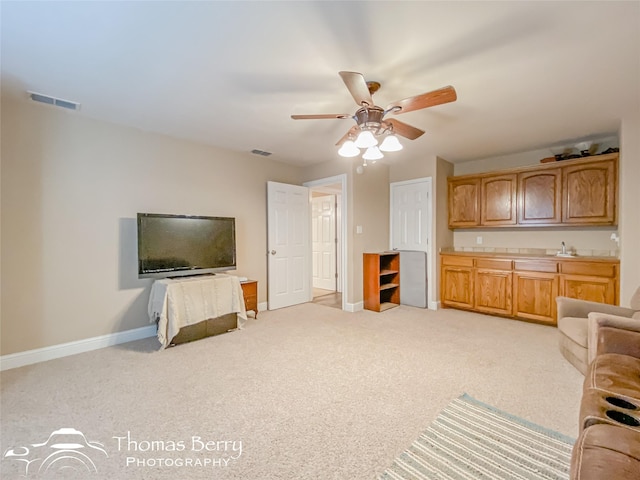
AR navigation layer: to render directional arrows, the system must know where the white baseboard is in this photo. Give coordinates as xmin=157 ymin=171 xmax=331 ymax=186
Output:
xmin=429 ymin=300 xmax=441 ymax=310
xmin=345 ymin=301 xmax=363 ymax=312
xmin=0 ymin=325 xmax=157 ymax=371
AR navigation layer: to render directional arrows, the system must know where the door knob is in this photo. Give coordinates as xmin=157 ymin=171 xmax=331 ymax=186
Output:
xmin=270 ymin=250 xmax=276 ymax=255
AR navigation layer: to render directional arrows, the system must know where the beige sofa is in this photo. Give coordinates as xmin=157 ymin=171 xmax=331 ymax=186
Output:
xmin=556 ymin=288 xmax=640 ymax=374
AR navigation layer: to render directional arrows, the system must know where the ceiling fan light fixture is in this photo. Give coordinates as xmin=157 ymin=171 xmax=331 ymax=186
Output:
xmin=362 ymin=146 xmax=383 ymax=161
xmin=379 ymin=134 xmax=403 ymax=152
xmin=354 ymin=130 xmax=378 ymax=148
xmin=338 ymin=140 xmax=360 ymax=158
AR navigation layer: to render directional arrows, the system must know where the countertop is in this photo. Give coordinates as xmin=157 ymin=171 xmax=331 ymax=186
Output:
xmin=439 ymin=250 xmax=619 ymax=263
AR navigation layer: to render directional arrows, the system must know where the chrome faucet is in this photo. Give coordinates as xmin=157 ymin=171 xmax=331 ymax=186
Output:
xmin=561 ymin=241 xmax=566 ymax=254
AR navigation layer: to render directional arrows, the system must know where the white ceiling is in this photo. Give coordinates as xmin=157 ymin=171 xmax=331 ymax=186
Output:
xmin=2 ymin=1 xmax=639 ymax=167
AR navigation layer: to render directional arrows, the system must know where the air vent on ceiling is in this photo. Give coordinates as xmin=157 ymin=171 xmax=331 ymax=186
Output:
xmin=28 ymin=91 xmax=81 ymax=111
xmin=251 ymin=149 xmax=272 ymax=157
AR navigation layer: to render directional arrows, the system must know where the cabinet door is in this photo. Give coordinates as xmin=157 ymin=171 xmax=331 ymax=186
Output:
xmin=517 ymin=168 xmax=562 ymax=225
xmin=441 ymin=266 xmax=474 ymax=309
xmin=513 ymin=272 xmax=559 ymax=324
xmin=474 ymin=269 xmax=512 ymax=315
xmin=560 ymin=275 xmax=616 ymax=305
xmin=481 ymin=174 xmax=517 ymax=226
xmin=562 ymin=159 xmax=616 ymax=224
xmin=448 ymin=178 xmax=480 ymax=227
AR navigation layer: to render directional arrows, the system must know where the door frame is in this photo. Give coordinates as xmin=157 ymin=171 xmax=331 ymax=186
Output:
xmin=304 ymin=174 xmax=348 ymax=311
xmin=389 ymin=177 xmax=435 ymax=309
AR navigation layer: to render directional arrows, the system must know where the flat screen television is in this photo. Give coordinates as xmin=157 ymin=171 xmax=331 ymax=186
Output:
xmin=137 ymin=213 xmax=236 ymax=279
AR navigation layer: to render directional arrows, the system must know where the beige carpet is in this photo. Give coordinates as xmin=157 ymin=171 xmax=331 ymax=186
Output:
xmin=0 ymin=303 xmax=583 ymax=479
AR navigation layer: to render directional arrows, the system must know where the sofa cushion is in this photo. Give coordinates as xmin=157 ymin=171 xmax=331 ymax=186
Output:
xmin=585 ymin=353 xmax=640 ymax=401
xmin=571 ymin=424 xmax=640 ymax=480
xmin=558 ymin=318 xmax=589 ymax=374
xmin=559 ymin=316 xmax=589 ymax=348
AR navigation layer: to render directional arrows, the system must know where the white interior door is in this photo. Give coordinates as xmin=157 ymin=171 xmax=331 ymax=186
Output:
xmin=311 ymin=194 xmax=336 ymax=291
xmin=267 ymin=181 xmax=311 ymax=310
xmin=390 ymin=179 xmax=431 ymax=252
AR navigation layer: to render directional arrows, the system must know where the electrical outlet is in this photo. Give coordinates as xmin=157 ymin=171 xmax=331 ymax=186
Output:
xmin=356 ymin=225 xmax=363 ymax=234
xmin=476 ymin=236 xmax=483 ymax=245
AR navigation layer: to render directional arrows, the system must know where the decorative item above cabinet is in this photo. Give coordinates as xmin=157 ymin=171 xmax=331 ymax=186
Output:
xmin=447 ymin=153 xmax=618 ymax=228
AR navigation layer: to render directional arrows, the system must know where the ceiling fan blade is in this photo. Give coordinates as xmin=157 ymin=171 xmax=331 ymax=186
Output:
xmin=335 ymin=126 xmax=360 ymax=146
xmin=339 ymin=71 xmax=374 ymax=107
xmin=291 ymin=114 xmax=352 ymax=120
xmin=386 ymin=86 xmax=457 ymax=115
xmin=383 ymin=118 xmax=425 ymax=140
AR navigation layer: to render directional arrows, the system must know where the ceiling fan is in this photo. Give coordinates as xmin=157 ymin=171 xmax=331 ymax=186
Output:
xmin=291 ymin=71 xmax=457 ymax=163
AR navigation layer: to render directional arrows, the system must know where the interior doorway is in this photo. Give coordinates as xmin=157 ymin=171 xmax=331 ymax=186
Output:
xmin=304 ymin=175 xmax=347 ymax=311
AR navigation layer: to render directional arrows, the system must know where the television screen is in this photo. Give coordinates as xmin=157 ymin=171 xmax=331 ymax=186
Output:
xmin=137 ymin=213 xmax=236 ymax=278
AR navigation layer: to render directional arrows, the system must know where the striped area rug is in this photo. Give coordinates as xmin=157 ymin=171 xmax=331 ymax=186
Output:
xmin=379 ymin=393 xmax=575 ymax=480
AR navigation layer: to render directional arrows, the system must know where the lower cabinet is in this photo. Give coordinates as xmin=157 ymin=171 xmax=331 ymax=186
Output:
xmin=513 ymin=272 xmax=559 ymax=324
xmin=440 ymin=253 xmax=619 ymax=326
xmin=559 ymin=275 xmax=616 ymax=305
xmin=441 ymin=256 xmax=474 ymax=309
xmin=473 ymin=257 xmax=513 ymax=315
xmin=559 ymin=260 xmax=618 ymax=305
xmin=441 ymin=266 xmax=474 ymax=309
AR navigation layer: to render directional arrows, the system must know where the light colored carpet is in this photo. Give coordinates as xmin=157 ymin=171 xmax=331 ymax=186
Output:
xmin=379 ymin=393 xmax=574 ymax=480
xmin=0 ymin=303 xmax=583 ymax=479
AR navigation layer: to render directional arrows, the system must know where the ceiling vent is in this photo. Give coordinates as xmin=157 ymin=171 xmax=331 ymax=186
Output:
xmin=28 ymin=91 xmax=81 ymax=111
xmin=251 ymin=149 xmax=272 ymax=157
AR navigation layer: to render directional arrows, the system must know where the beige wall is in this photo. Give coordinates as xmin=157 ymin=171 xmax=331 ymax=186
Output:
xmin=619 ymin=114 xmax=640 ymax=304
xmin=435 ymin=157 xmax=454 ymax=303
xmin=351 ymin=162 xmax=391 ymax=305
xmin=1 ymin=97 xmax=302 ymax=355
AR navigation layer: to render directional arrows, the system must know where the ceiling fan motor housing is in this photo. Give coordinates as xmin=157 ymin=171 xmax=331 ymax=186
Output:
xmin=355 ymin=106 xmax=385 ymax=132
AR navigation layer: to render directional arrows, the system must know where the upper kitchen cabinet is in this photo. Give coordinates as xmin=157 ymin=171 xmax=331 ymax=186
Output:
xmin=447 ymin=153 xmax=618 ymax=229
xmin=448 ymin=177 xmax=480 ymax=227
xmin=518 ymin=168 xmax=562 ymax=225
xmin=481 ymin=174 xmax=517 ymax=226
xmin=562 ymin=157 xmax=617 ymax=225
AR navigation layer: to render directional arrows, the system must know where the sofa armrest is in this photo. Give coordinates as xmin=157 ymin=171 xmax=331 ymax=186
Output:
xmin=587 ymin=312 xmax=640 ymax=362
xmin=556 ymin=296 xmax=636 ymax=320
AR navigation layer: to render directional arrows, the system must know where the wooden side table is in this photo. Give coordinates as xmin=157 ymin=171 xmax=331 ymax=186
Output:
xmin=240 ymin=280 xmax=258 ymax=318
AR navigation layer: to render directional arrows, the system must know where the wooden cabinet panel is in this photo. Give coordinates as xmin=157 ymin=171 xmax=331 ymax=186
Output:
xmin=475 ymin=258 xmax=512 ymax=270
xmin=441 ymin=266 xmax=474 ymax=309
xmin=560 ymin=275 xmax=616 ymax=305
xmin=513 ymin=272 xmax=559 ymax=324
xmin=442 ymin=255 xmax=474 ymax=267
xmin=448 ymin=178 xmax=480 ymax=227
xmin=513 ymin=260 xmax=558 ymax=273
xmin=481 ymin=174 xmax=517 ymax=225
xmin=562 ymin=159 xmax=616 ymax=224
xmin=559 ymin=261 xmax=616 ymax=277
xmin=517 ymin=169 xmax=562 ymax=225
xmin=364 ymin=252 xmax=400 ymax=312
xmin=240 ymin=280 xmax=258 ymax=318
xmin=474 ymin=269 xmax=512 ymax=315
